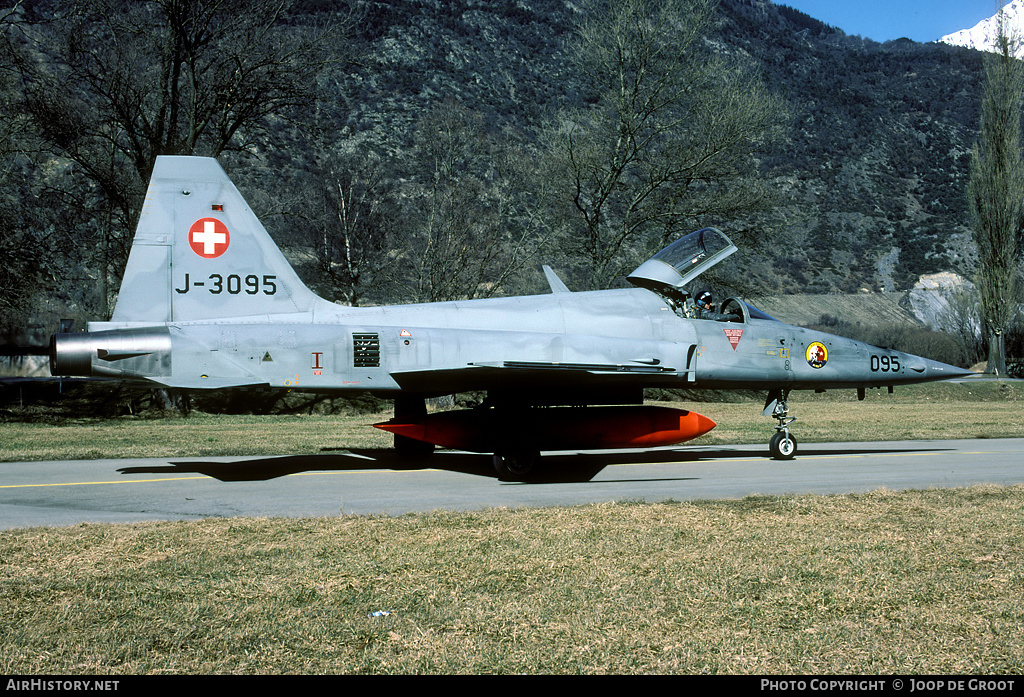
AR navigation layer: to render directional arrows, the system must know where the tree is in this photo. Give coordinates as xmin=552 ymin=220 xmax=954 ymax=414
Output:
xmin=541 ymin=0 xmax=786 ymax=289
xmin=936 ymin=282 xmax=985 ymax=368
xmin=6 ymin=0 xmax=347 ymax=315
xmin=301 ymin=144 xmax=398 ymax=307
xmin=397 ymin=99 xmax=541 ymax=303
xmin=967 ymin=12 xmax=1024 ymax=376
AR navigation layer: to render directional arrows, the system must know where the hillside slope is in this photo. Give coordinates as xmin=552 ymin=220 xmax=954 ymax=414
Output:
xmin=321 ymin=0 xmax=985 ymax=294
xmin=1 ymin=0 xmax=994 ymax=337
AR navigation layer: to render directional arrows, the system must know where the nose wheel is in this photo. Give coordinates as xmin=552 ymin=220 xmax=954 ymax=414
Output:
xmin=769 ymin=430 xmax=797 ymax=459
xmin=764 ymin=390 xmax=798 ymax=460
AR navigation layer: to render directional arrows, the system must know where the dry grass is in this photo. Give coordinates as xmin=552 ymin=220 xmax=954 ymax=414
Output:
xmin=1 ymin=487 xmax=1021 ymax=674
xmin=0 ymin=412 xmax=395 ymax=462
xmin=2 ymin=381 xmax=1023 ymax=463
xmin=1 ymin=381 xmax=1022 ymax=674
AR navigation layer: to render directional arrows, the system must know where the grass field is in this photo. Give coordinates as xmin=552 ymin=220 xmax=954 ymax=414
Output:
xmin=1 ymin=489 xmax=1021 ymax=674
xmin=2 ymin=380 xmax=1023 ymax=462
xmin=1 ymin=379 xmax=1022 ymax=674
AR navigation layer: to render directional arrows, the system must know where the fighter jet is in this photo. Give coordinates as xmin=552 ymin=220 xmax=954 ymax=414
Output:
xmin=49 ymin=156 xmax=971 ymax=479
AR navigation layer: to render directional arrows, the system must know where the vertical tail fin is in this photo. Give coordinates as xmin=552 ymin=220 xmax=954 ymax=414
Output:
xmin=111 ymin=156 xmax=325 ymax=323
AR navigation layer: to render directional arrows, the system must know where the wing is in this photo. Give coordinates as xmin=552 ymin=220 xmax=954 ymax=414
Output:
xmin=390 ymin=360 xmax=684 ymax=401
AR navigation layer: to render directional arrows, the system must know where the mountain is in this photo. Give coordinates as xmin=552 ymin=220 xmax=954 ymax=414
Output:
xmin=716 ymin=1 xmax=983 ymax=295
xmin=940 ymin=0 xmax=1024 ymax=53
xmin=0 ymin=0 xmax=995 ymax=332
xmin=305 ymin=0 xmax=988 ymax=296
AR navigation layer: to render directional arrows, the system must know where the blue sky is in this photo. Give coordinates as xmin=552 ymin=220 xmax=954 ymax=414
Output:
xmin=775 ymin=1 xmax=1010 ymax=43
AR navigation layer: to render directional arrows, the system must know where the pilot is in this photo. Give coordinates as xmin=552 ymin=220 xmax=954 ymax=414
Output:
xmin=695 ymin=290 xmax=739 ymax=322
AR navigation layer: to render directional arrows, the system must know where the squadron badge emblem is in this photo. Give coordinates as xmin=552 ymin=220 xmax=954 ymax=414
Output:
xmin=806 ymin=342 xmax=828 ymax=369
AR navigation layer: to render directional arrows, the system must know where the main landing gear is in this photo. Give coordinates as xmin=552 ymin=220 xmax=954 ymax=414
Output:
xmin=393 ymin=395 xmax=435 ymax=460
xmin=492 ymin=448 xmax=539 ymax=480
xmin=764 ymin=389 xmax=797 ymax=460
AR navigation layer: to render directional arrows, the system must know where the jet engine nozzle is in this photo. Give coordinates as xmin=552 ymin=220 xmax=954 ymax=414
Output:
xmin=49 ymin=332 xmax=95 ymax=377
xmin=50 ymin=327 xmax=172 ymax=378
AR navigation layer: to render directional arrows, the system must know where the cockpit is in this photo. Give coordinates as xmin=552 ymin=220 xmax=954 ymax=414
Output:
xmin=626 ymin=227 xmax=775 ymax=323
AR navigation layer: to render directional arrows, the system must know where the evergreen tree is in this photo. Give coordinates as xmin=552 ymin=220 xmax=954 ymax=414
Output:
xmin=968 ymin=13 xmax=1024 ymax=376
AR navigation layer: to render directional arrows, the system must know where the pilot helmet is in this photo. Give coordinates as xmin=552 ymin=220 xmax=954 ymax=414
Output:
xmin=696 ymin=290 xmax=713 ymax=308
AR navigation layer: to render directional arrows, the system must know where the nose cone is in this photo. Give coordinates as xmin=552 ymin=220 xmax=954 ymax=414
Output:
xmin=642 ymin=408 xmax=716 ymax=446
xmin=690 ymin=411 xmax=717 ymax=439
xmin=904 ymin=356 xmax=975 ymax=382
xmin=373 ymin=419 xmax=427 ymax=442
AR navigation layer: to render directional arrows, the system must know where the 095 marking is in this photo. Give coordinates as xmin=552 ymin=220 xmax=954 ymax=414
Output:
xmin=870 ymin=354 xmax=901 ymax=372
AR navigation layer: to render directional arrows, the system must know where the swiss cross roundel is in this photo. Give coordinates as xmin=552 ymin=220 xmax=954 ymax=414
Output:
xmin=188 ymin=218 xmax=230 ymax=258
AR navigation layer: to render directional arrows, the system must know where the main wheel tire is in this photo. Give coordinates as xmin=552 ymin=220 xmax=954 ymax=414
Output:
xmin=493 ymin=450 xmax=538 ymax=480
xmin=769 ymin=431 xmax=797 ymax=460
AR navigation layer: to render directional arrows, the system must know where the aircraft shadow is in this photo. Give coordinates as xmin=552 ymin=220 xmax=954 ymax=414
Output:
xmin=114 ymin=443 xmax=955 ymax=484
xmin=121 ymin=449 xmax=605 ymax=483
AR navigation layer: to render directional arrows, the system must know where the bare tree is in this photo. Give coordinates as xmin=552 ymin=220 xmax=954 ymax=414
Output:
xmin=0 ymin=3 xmax=86 ymax=336
xmin=541 ymin=0 xmax=787 ymax=289
xmin=936 ymin=282 xmax=985 ymax=367
xmin=398 ymin=99 xmax=540 ymax=303
xmin=968 ymin=11 xmax=1024 ymax=375
xmin=7 ymin=0 xmax=349 ymax=315
xmin=302 ymin=145 xmax=398 ymax=307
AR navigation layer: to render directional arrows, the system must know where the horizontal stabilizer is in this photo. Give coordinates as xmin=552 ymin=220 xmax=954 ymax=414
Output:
xmin=148 ymin=376 xmax=270 ymax=389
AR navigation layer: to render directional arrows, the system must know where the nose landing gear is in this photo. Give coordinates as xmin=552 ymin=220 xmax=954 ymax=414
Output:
xmin=764 ymin=389 xmax=797 ymax=460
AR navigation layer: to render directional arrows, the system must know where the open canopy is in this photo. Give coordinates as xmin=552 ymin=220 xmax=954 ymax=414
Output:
xmin=626 ymin=227 xmax=737 ymax=296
